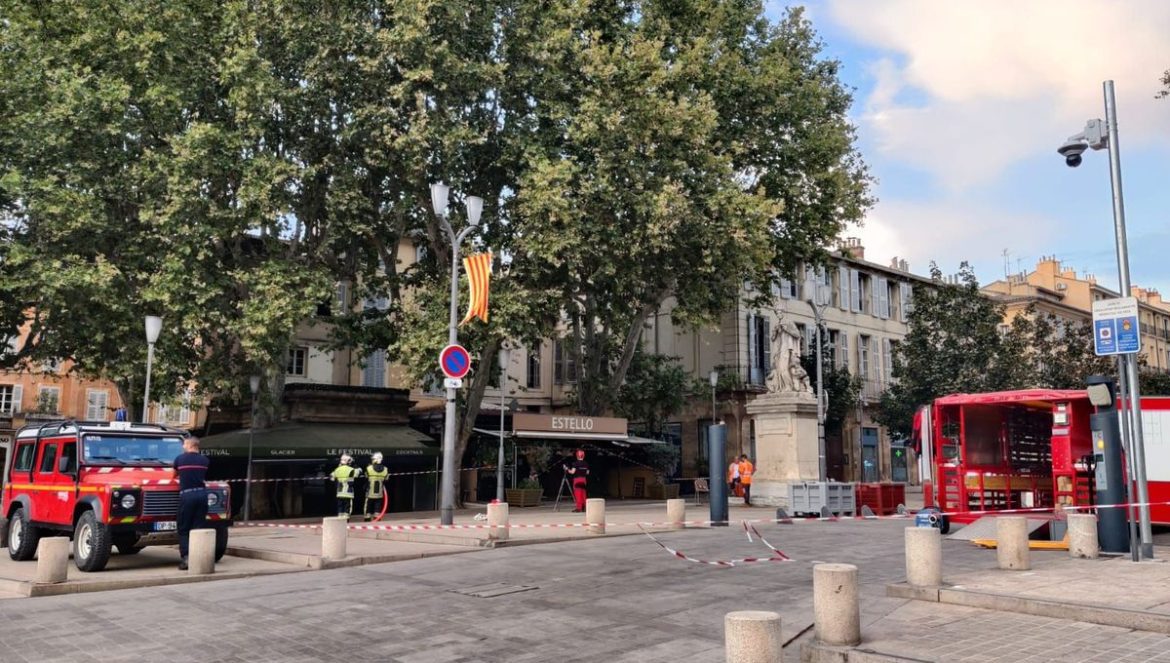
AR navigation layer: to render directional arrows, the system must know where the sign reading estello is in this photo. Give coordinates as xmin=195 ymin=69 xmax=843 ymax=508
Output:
xmin=1092 ymin=297 xmax=1141 ymax=356
xmin=439 ymin=344 xmax=472 ymax=379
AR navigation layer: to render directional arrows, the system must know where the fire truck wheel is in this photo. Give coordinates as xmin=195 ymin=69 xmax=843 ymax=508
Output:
xmin=938 ymin=515 xmax=950 ymax=535
xmin=73 ymin=510 xmax=112 ymax=572
xmin=7 ymin=507 xmax=41 ymax=562
xmin=214 ymin=525 xmax=229 ymax=561
xmin=113 ymin=535 xmax=142 ymax=555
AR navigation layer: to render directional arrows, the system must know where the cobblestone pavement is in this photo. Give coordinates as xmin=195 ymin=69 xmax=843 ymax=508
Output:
xmin=0 ymin=519 xmax=1159 ymax=662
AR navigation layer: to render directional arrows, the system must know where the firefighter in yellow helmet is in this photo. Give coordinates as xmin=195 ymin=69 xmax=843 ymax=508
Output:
xmin=331 ymin=454 xmax=362 ymax=518
xmin=363 ymin=452 xmax=390 ymax=521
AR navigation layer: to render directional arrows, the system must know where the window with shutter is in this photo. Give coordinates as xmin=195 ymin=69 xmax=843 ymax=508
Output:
xmin=849 ymin=269 xmax=862 ymax=313
xmin=876 ymin=278 xmax=889 ymax=319
xmin=0 ymin=384 xmax=16 ymax=415
xmin=85 ymin=389 xmax=109 ymax=421
xmin=838 ymin=333 xmax=849 ymax=371
xmin=838 ymin=266 xmax=849 ymax=310
xmin=361 ymin=349 xmax=386 ymax=387
xmin=858 ymin=335 xmax=870 ymax=379
xmin=900 ymin=284 xmax=913 ymax=321
xmin=882 ymin=339 xmax=893 ymax=385
xmin=527 ymin=343 xmax=542 ymax=389
xmin=747 ymin=314 xmax=759 ymax=384
xmin=760 ymin=317 xmax=771 ymax=380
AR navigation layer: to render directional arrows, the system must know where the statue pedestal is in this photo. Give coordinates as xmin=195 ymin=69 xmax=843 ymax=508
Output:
xmin=745 ymin=391 xmax=820 ymax=507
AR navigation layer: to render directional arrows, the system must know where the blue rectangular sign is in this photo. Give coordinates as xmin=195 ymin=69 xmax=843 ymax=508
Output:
xmin=1115 ymin=315 xmax=1140 ymax=353
xmin=1093 ymin=319 xmax=1117 ymax=355
xmin=1092 ymin=297 xmax=1141 ymax=357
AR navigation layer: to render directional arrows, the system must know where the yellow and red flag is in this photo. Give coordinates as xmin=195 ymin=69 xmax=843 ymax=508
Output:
xmin=460 ymin=252 xmax=492 ymax=326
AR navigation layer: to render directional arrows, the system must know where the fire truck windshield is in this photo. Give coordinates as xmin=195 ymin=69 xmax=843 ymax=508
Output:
xmin=82 ymin=434 xmax=186 ymax=466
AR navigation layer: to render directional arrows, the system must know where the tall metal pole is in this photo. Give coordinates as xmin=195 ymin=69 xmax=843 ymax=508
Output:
xmin=440 ymin=228 xmax=461 ymax=525
xmin=1103 ymin=80 xmax=1153 ymax=558
xmin=814 ymin=312 xmax=826 ymax=481
xmin=142 ymin=343 xmax=155 ymax=423
xmin=1116 ymin=357 xmax=1140 ymax=562
xmin=244 ymin=389 xmax=257 ymax=522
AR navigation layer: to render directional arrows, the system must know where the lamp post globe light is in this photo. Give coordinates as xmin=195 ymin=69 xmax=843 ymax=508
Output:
xmin=432 ymin=182 xmax=484 ymax=526
xmin=1057 ymin=80 xmax=1153 ymax=559
xmin=496 ymin=346 xmax=511 ymax=503
xmin=142 ymin=315 xmax=163 ymax=423
xmin=244 ymin=374 xmax=262 ymax=522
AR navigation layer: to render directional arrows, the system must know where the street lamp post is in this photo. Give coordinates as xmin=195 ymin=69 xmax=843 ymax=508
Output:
xmin=709 ymin=370 xmax=718 ymax=424
xmin=1058 ymin=80 xmax=1154 ymax=558
xmin=244 ymin=374 xmax=261 ymax=522
xmin=142 ymin=315 xmax=162 ymax=423
xmin=497 ymin=347 xmax=511 ymax=503
xmin=432 ymin=183 xmax=483 ymax=526
xmin=806 ymin=278 xmax=829 ymax=482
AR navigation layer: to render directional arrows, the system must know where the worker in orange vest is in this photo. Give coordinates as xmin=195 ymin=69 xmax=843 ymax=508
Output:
xmin=738 ymin=454 xmax=754 ymax=506
xmin=727 ymin=459 xmax=741 ymax=497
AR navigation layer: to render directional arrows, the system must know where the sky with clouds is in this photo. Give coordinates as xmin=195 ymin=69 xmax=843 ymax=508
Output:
xmin=765 ymin=0 xmax=1170 ymax=294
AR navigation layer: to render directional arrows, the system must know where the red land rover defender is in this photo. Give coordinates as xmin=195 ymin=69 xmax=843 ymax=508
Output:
xmin=2 ymin=420 xmax=231 ymax=571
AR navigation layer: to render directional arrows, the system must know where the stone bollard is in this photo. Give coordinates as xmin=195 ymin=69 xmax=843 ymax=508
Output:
xmin=1068 ymin=513 xmax=1100 ymax=559
xmin=904 ymin=527 xmax=943 ymax=587
xmin=35 ymin=537 xmax=70 ymax=584
xmin=724 ymin=610 xmax=782 ymax=663
xmin=188 ymin=529 xmax=216 ymax=574
xmin=322 ymin=516 xmax=348 ymax=561
xmin=813 ymin=563 xmax=861 ymax=646
xmin=488 ymin=502 xmax=510 ymax=542
xmin=666 ymin=498 xmax=686 ymax=530
xmin=586 ymin=498 xmax=606 ymax=535
xmin=996 ymin=516 xmax=1030 ymax=571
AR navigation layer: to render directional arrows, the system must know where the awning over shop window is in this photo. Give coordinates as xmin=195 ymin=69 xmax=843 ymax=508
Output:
xmin=199 ymin=423 xmax=438 ymax=460
xmin=511 ymin=413 xmax=629 ymax=441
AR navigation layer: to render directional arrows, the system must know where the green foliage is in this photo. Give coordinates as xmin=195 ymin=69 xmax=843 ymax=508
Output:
xmin=613 ymin=352 xmax=696 ymax=437
xmin=875 ymin=263 xmax=1027 ymax=439
xmin=1007 ymin=306 xmax=1114 ymax=389
xmin=1140 ymin=370 xmax=1170 ymax=396
xmin=800 ymin=346 xmax=861 ymax=434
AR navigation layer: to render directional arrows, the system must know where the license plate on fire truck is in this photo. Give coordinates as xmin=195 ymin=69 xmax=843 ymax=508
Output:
xmin=154 ymin=521 xmax=177 ymax=531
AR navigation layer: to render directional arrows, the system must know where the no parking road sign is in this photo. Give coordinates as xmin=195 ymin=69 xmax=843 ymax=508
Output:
xmin=440 ymin=344 xmax=472 ymax=380
xmin=1092 ymin=297 xmax=1141 ymax=356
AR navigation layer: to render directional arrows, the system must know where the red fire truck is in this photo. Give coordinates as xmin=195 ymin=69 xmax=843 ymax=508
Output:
xmin=916 ymin=389 xmax=1170 ymax=525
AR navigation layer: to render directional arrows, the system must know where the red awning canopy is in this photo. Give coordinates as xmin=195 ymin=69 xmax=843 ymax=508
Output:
xmin=934 ymin=389 xmax=1089 ymax=408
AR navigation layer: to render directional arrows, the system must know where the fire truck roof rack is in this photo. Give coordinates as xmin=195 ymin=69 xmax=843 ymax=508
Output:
xmin=16 ymin=419 xmax=189 ymax=438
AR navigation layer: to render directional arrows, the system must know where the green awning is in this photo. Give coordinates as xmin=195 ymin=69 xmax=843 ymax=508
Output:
xmin=199 ymin=423 xmax=438 ymax=460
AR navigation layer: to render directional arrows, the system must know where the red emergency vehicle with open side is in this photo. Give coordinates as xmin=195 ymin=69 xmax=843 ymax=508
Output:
xmin=2 ymin=420 xmax=231 ymax=571
xmin=917 ymin=389 xmax=1170 ymax=525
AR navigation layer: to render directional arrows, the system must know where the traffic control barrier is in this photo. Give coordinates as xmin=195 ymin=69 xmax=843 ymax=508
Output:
xmin=35 ymin=538 xmax=69 ymax=584
xmin=724 ymin=611 xmax=782 ymax=663
xmin=813 ymin=563 xmax=861 ymax=646
xmin=996 ymin=516 xmax=1030 ymax=571
xmin=1068 ymin=513 xmax=1100 ymax=559
xmin=322 ymin=516 xmax=348 ymax=560
xmin=904 ymin=527 xmax=942 ymax=587
xmin=188 ymin=529 xmax=216 ymax=574
xmin=666 ymin=498 xmax=685 ymax=530
xmin=586 ymin=498 xmax=605 ymax=534
xmin=487 ymin=502 xmax=509 ymax=542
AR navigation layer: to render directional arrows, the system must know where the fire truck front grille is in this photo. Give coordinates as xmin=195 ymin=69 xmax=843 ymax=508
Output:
xmin=142 ymin=491 xmax=180 ymax=517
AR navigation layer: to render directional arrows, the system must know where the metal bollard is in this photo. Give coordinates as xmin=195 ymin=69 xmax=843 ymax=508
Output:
xmin=1067 ymin=513 xmax=1100 ymax=559
xmin=35 ymin=538 xmax=70 ymax=584
xmin=188 ymin=529 xmax=216 ymax=574
xmin=996 ymin=516 xmax=1030 ymax=571
xmin=724 ymin=610 xmax=782 ymax=663
xmin=586 ymin=498 xmax=606 ymax=535
xmin=904 ymin=527 xmax=943 ymax=587
xmin=666 ymin=499 xmax=686 ymax=530
xmin=813 ymin=563 xmax=861 ymax=646
xmin=488 ymin=502 xmax=510 ymax=542
xmin=322 ymin=516 xmax=348 ymax=560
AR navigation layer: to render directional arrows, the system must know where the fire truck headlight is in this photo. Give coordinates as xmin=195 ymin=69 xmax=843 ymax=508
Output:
xmin=120 ymin=494 xmax=137 ymax=510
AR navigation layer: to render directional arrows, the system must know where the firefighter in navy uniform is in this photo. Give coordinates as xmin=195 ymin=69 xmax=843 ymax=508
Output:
xmin=173 ymin=436 xmax=210 ymax=571
xmin=331 ymin=454 xmax=361 ymax=518
xmin=363 ymin=452 xmax=390 ymax=521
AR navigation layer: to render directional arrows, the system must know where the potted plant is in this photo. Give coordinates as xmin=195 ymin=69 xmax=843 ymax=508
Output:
xmin=506 ymin=476 xmax=544 ymax=507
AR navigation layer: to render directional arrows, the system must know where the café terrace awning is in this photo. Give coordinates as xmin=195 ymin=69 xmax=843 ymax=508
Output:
xmin=200 ymin=423 xmax=438 ymax=461
xmin=473 ymin=414 xmax=667 ymax=446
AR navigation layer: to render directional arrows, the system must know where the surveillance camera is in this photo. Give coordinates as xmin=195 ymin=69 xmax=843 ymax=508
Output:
xmin=1058 ymin=140 xmax=1087 ymax=168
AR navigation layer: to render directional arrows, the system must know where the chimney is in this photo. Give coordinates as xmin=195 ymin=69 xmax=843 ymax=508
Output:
xmin=839 ymin=237 xmax=864 ymax=261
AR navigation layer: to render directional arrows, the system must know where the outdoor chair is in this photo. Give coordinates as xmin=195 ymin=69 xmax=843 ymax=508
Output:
xmin=693 ymin=477 xmax=710 ymax=505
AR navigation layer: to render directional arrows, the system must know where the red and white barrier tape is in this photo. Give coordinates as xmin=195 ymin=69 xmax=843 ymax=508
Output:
xmin=229 ymin=499 xmax=1170 ymax=532
xmin=639 ymin=523 xmax=792 ymax=567
xmin=223 ymin=466 xmax=494 ymax=484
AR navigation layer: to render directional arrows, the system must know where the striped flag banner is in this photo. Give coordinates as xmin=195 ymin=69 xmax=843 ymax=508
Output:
xmin=460 ymin=251 xmax=492 ymax=326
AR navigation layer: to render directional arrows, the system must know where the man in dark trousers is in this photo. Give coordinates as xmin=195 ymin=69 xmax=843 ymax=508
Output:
xmin=173 ymin=436 xmax=209 ymax=571
xmin=564 ymin=449 xmax=590 ymax=513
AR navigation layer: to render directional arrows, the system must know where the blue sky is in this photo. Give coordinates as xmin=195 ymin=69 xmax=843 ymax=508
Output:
xmin=765 ymin=1 xmax=1170 ymax=294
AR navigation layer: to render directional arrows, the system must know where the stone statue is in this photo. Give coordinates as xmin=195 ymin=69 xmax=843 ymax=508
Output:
xmin=766 ymin=318 xmax=813 ymax=395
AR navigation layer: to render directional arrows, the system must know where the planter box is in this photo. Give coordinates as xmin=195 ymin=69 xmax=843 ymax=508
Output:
xmin=505 ymin=488 xmax=543 ymax=507
xmin=646 ymin=483 xmax=681 ymax=500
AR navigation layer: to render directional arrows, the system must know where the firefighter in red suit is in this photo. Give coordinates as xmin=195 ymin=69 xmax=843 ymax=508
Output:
xmin=565 ymin=449 xmax=590 ymax=512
